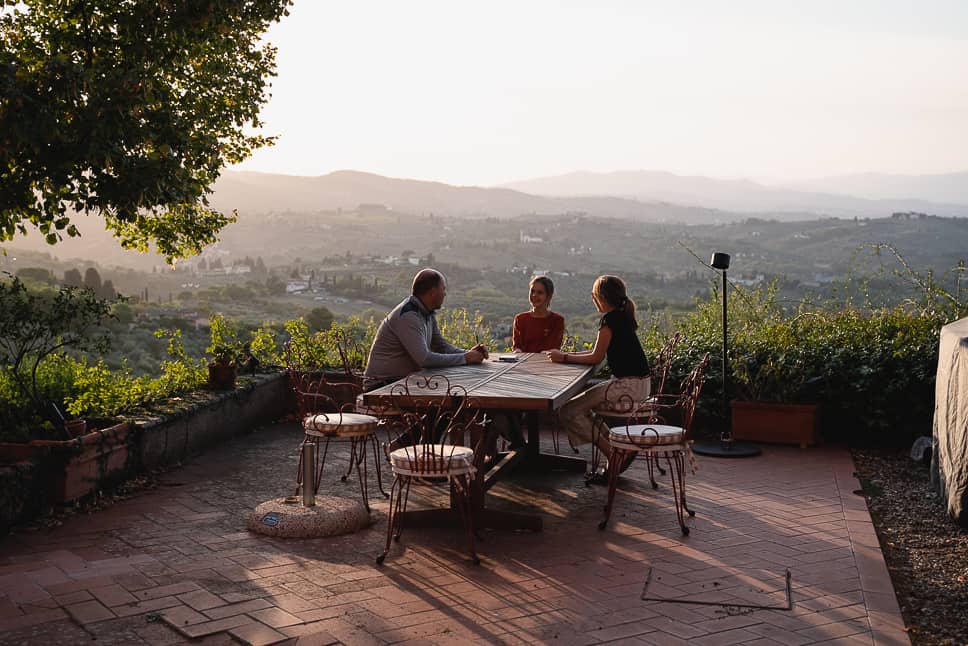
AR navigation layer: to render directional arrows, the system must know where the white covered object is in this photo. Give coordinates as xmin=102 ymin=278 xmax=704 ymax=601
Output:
xmin=932 ymin=316 xmax=968 ymax=526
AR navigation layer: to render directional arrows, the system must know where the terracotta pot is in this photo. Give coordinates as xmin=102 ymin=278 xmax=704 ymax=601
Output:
xmin=208 ymin=362 xmax=237 ymax=389
xmin=731 ymin=400 xmax=818 ymax=448
xmin=64 ymin=419 xmax=87 ymax=437
xmin=0 ymin=421 xmax=132 ymax=503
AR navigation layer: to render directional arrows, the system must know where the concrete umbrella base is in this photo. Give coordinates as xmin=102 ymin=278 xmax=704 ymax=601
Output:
xmin=247 ymin=496 xmax=370 ymax=538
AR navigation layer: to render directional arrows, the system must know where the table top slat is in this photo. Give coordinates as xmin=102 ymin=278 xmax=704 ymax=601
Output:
xmin=364 ymin=353 xmax=596 ymax=411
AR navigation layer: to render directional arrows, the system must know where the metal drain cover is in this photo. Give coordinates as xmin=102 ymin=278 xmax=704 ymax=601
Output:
xmin=641 ymin=565 xmax=793 ymax=611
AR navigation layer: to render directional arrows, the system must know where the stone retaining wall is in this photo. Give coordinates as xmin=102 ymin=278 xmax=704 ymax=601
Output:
xmin=135 ymin=372 xmax=292 ymax=470
xmin=1 ymin=372 xmax=294 ymax=532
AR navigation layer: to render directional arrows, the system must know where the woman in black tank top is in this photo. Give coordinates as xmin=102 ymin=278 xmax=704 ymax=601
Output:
xmin=546 ymin=275 xmax=649 ymax=479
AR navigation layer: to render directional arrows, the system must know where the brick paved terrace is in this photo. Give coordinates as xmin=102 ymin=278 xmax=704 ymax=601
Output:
xmin=0 ymin=422 xmax=909 ymax=645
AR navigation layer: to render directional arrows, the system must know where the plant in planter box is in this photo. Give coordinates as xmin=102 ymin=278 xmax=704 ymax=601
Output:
xmin=730 ymin=321 xmax=823 ymax=447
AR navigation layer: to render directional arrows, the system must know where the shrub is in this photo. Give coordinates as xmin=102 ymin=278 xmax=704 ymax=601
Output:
xmin=65 ymin=359 xmax=152 ymax=419
xmin=0 ymin=275 xmax=115 ymax=438
xmin=641 ymin=275 xmax=952 ymax=447
xmin=437 ymin=308 xmax=492 ymax=351
xmin=282 ymin=317 xmax=378 ymax=373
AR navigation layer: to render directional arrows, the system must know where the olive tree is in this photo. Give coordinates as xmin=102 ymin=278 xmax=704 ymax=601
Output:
xmin=0 ymin=1 xmax=292 ymax=262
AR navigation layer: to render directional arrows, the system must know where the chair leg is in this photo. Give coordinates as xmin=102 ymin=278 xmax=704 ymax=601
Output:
xmin=293 ymin=436 xmax=306 ymax=497
xmin=665 ymin=451 xmax=690 ymax=535
xmin=587 ymin=437 xmax=604 ymax=482
xmin=653 ymin=453 xmax=666 ymax=476
xmin=645 ymin=450 xmax=659 ymax=489
xmin=314 ymin=437 xmax=332 ymax=495
xmin=351 ymin=437 xmax=370 ymax=512
xmin=675 ymin=450 xmax=695 ymax=518
xmin=598 ymin=448 xmax=623 ymax=530
xmin=340 ymin=438 xmax=356 ymax=482
xmin=395 ymin=477 xmax=412 ymax=541
xmin=369 ymin=434 xmax=388 ymax=498
xmin=377 ymin=475 xmax=405 ymax=564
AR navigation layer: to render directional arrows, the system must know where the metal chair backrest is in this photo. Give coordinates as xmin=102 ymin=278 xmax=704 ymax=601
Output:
xmin=333 ymin=329 xmax=367 ymax=379
xmin=676 ymin=353 xmax=710 ymax=437
xmin=652 ymin=332 xmax=683 ymax=397
xmin=597 ymin=332 xmax=683 ymax=422
xmin=286 ymin=335 xmax=364 ymax=406
xmin=624 ymin=352 xmax=709 ymax=433
xmin=291 ymin=372 xmax=362 ymax=418
xmin=387 ymin=375 xmax=487 ymax=475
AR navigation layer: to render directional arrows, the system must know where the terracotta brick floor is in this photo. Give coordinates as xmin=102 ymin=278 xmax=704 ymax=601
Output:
xmin=0 ymin=422 xmax=909 ymax=645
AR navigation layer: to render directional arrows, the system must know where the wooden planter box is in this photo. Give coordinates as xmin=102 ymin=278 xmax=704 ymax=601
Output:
xmin=731 ymin=401 xmax=818 ymax=448
xmin=0 ymin=421 xmax=133 ymax=504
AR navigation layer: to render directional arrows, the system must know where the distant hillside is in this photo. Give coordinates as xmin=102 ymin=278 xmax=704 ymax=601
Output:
xmin=502 ymin=170 xmax=967 ymax=217
xmin=7 ymin=168 xmax=966 ymax=271
xmin=0 ymin=170 xmax=798 ymax=271
xmin=210 ymin=170 xmax=808 ymax=224
xmin=783 ymin=171 xmax=968 ymax=206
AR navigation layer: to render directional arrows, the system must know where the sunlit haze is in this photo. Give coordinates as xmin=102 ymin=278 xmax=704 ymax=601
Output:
xmin=234 ymin=0 xmax=968 ymax=186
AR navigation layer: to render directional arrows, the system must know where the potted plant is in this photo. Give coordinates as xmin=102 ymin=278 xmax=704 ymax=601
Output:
xmin=730 ymin=347 xmax=822 ymax=448
xmin=205 ymin=314 xmax=246 ymax=389
xmin=207 ymin=342 xmax=241 ymax=389
xmin=64 ymin=416 xmax=88 ymax=437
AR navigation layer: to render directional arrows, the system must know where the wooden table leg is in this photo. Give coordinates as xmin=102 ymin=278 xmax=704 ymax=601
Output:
xmin=518 ymin=411 xmax=587 ymax=473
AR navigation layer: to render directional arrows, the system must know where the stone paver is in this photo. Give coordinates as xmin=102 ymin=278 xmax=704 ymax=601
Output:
xmin=0 ymin=421 xmax=910 ymax=645
xmin=229 ymin=621 xmax=289 ymax=645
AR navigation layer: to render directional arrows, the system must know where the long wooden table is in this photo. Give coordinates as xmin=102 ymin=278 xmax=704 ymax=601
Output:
xmin=362 ymin=352 xmax=596 ymax=531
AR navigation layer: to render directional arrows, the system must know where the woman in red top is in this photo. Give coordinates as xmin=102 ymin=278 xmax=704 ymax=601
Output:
xmin=512 ymin=276 xmax=565 ymax=352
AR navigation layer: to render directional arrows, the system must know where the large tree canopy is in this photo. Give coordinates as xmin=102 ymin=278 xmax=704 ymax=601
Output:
xmin=0 ymin=0 xmax=292 ymax=262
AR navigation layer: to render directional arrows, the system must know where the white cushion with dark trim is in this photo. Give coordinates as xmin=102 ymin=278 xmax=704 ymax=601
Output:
xmin=608 ymin=424 xmax=685 ymax=448
xmin=388 ymin=445 xmax=476 ymax=477
xmin=303 ymin=412 xmax=379 ymax=437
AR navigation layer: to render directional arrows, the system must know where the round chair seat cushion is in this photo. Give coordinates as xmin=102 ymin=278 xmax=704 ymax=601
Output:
xmin=608 ymin=424 xmax=685 ymax=447
xmin=389 ymin=444 xmax=476 ymax=476
xmin=303 ymin=412 xmax=379 ymax=437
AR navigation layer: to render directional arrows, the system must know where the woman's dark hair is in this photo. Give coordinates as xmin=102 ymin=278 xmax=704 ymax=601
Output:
xmin=529 ymin=275 xmax=555 ymax=300
xmin=593 ymin=275 xmax=637 ymax=329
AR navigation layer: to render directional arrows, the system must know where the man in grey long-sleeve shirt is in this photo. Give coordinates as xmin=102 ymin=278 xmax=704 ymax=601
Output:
xmin=363 ymin=268 xmax=486 ymax=390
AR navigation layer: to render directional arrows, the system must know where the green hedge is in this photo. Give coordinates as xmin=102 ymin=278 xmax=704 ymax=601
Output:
xmin=643 ymin=282 xmax=948 ymax=447
xmin=2 ymin=269 xmax=956 ymax=448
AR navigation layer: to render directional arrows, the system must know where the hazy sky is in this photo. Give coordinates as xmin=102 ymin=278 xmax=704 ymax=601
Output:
xmin=232 ymin=0 xmax=968 ymax=186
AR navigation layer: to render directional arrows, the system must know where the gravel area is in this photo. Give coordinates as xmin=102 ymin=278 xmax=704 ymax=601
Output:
xmin=853 ymin=448 xmax=968 ymax=646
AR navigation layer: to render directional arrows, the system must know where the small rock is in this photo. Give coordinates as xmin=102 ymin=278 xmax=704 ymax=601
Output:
xmin=910 ymin=436 xmax=933 ymax=464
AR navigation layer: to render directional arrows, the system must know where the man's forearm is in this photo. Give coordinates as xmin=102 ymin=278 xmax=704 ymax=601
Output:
xmin=421 ymin=350 xmax=467 ymax=367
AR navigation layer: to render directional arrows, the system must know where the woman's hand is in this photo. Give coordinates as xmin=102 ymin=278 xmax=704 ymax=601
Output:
xmin=546 ymin=349 xmax=566 ymax=363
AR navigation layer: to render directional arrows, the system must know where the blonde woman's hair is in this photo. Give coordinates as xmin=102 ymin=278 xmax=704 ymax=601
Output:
xmin=593 ymin=275 xmax=637 ymax=329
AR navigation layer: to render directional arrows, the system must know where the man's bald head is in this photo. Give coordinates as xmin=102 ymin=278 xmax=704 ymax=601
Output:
xmin=412 ymin=268 xmax=447 ymax=311
xmin=412 ymin=268 xmax=444 ymax=296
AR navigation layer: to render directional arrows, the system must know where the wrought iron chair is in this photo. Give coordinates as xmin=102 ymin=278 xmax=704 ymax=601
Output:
xmin=286 ymin=341 xmax=387 ymax=509
xmin=599 ymin=353 xmax=709 ymax=535
xmin=589 ymin=332 xmax=683 ymax=474
xmin=318 ymin=331 xmax=408 ymax=460
xmin=376 ymin=375 xmax=489 ymax=565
